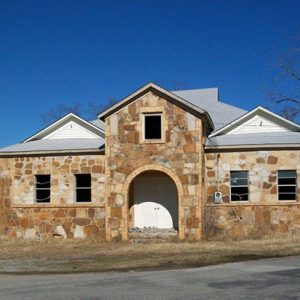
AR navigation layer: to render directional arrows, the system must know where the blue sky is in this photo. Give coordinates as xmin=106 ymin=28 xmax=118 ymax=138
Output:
xmin=0 ymin=0 xmax=300 ymax=147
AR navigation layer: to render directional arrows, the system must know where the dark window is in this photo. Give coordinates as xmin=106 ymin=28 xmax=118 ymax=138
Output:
xmin=278 ymin=170 xmax=297 ymax=201
xmin=75 ymin=174 xmax=91 ymax=202
xmin=230 ymin=171 xmax=249 ymax=201
xmin=35 ymin=175 xmax=51 ymax=203
xmin=144 ymin=114 xmax=162 ymax=139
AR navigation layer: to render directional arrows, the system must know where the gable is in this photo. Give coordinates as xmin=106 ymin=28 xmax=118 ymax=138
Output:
xmin=98 ymin=82 xmax=214 ymax=131
xmin=43 ymin=120 xmax=100 ymax=139
xmin=209 ymin=106 xmax=300 ymax=137
xmin=24 ymin=113 xmax=104 ymax=143
xmin=227 ymin=115 xmax=289 ymax=135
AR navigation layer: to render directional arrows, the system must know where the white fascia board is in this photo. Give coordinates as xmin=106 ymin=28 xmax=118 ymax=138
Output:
xmin=23 ymin=113 xmax=105 ymax=143
xmin=209 ymin=106 xmax=300 ymax=137
xmin=205 ymin=143 xmax=300 ymax=150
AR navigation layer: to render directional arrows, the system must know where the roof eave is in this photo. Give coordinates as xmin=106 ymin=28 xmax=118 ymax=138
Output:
xmin=0 ymin=148 xmax=105 ymax=157
xmin=205 ymin=143 xmax=300 ymax=151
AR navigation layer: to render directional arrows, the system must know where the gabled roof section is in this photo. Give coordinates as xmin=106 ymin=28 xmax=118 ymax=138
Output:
xmin=0 ymin=139 xmax=104 ymax=156
xmin=209 ymin=106 xmax=300 ymax=138
xmin=206 ymin=132 xmax=300 ymax=149
xmin=98 ymin=82 xmax=214 ymax=130
xmin=173 ymin=89 xmax=247 ymax=130
xmin=24 ymin=113 xmax=105 ymax=143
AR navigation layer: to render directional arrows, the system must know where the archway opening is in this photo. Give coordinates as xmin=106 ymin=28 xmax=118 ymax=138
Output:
xmin=128 ymin=170 xmax=178 ymax=233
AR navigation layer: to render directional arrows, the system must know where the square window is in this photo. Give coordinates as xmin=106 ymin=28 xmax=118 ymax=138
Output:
xmin=144 ymin=114 xmax=162 ymax=140
xmin=278 ymin=170 xmax=297 ymax=201
xmin=230 ymin=171 xmax=249 ymax=201
xmin=35 ymin=175 xmax=51 ymax=203
xmin=75 ymin=174 xmax=91 ymax=202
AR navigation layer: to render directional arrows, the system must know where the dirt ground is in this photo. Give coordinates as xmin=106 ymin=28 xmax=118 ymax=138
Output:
xmin=1 ymin=235 xmax=300 ymax=274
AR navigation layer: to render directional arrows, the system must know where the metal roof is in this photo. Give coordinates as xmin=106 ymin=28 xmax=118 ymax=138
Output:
xmin=1 ymin=85 xmax=299 ymax=154
xmin=173 ymin=89 xmax=247 ymax=130
xmin=206 ymin=132 xmax=300 ymax=148
xmin=0 ymin=139 xmax=104 ymax=155
xmin=97 ymin=83 xmax=214 ymax=130
xmin=90 ymin=119 xmax=105 ymax=131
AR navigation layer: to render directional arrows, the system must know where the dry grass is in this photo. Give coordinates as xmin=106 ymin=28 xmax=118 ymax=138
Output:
xmin=1 ymin=234 xmax=300 ymax=274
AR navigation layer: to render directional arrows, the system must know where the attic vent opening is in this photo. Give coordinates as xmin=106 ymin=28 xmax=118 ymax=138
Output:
xmin=144 ymin=114 xmax=162 ymax=140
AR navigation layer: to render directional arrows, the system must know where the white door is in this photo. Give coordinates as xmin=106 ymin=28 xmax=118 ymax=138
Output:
xmin=133 ymin=175 xmax=178 ymax=229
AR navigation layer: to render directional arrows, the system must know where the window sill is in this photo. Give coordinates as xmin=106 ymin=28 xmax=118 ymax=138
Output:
xmin=206 ymin=201 xmax=299 ymax=207
xmin=11 ymin=203 xmax=105 ymax=208
xmin=140 ymin=139 xmax=165 ymax=144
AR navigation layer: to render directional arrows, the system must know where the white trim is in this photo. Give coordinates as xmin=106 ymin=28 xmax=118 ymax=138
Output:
xmin=209 ymin=106 xmax=300 ymax=137
xmin=75 ymin=174 xmax=92 ymax=203
xmin=205 ymin=144 xmax=300 ymax=150
xmin=229 ymin=171 xmax=249 ymax=202
xmin=277 ymin=170 xmax=297 ymax=202
xmin=23 ymin=113 xmax=105 ymax=143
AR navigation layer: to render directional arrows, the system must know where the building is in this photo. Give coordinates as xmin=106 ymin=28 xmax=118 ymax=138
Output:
xmin=0 ymin=83 xmax=299 ymax=241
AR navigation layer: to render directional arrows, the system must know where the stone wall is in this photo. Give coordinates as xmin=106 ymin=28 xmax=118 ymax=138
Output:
xmin=205 ymin=150 xmax=300 ymax=237
xmin=0 ymin=154 xmax=106 ymax=240
xmin=105 ymin=90 xmax=205 ymax=241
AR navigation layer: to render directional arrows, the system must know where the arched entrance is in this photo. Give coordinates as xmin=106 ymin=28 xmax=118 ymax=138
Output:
xmin=121 ymin=164 xmax=184 ymax=240
xmin=129 ymin=171 xmax=178 ymax=230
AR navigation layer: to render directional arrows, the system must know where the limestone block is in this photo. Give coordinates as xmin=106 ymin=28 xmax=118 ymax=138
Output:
xmin=55 ymin=225 xmax=67 ymax=239
xmin=24 ymin=228 xmax=36 ymax=239
xmin=241 ymin=209 xmax=255 ymax=225
xmin=115 ymin=194 xmax=124 ymax=206
xmin=188 ymin=185 xmax=196 ymax=196
xmin=74 ymin=225 xmax=85 ymax=239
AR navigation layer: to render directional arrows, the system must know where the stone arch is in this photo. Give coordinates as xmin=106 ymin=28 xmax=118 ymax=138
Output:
xmin=121 ymin=164 xmax=184 ymax=240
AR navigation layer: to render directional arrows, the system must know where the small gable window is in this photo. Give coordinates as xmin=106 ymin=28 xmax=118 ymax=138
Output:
xmin=75 ymin=174 xmax=92 ymax=202
xmin=230 ymin=171 xmax=249 ymax=201
xmin=35 ymin=175 xmax=51 ymax=203
xmin=144 ymin=114 xmax=162 ymax=140
xmin=278 ymin=170 xmax=297 ymax=201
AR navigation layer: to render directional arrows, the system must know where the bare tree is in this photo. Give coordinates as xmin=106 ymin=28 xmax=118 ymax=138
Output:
xmin=269 ymin=36 xmax=300 ymax=121
xmin=41 ymin=102 xmax=83 ymax=125
xmin=41 ymin=98 xmax=118 ymax=126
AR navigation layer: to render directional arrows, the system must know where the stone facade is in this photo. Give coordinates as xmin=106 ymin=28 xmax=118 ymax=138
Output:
xmin=105 ymin=91 xmax=205 ymax=241
xmin=0 ymin=88 xmax=300 ymax=242
xmin=0 ymin=155 xmax=106 ymax=240
xmin=205 ymin=150 xmax=300 ymax=238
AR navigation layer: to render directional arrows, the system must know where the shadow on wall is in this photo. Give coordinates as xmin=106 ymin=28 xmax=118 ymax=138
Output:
xmin=129 ymin=171 xmax=178 ymax=230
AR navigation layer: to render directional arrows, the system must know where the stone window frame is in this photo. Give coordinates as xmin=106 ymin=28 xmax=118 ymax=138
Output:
xmin=277 ymin=170 xmax=297 ymax=202
xmin=35 ymin=174 xmax=51 ymax=204
xmin=229 ymin=171 xmax=249 ymax=202
xmin=74 ymin=173 xmax=92 ymax=203
xmin=139 ymin=106 xmax=166 ymax=144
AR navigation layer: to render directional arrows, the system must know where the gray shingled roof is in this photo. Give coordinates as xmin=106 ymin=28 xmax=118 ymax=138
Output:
xmin=0 ymin=139 xmax=104 ymax=154
xmin=173 ymin=89 xmax=247 ymax=130
xmin=206 ymin=132 xmax=300 ymax=148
